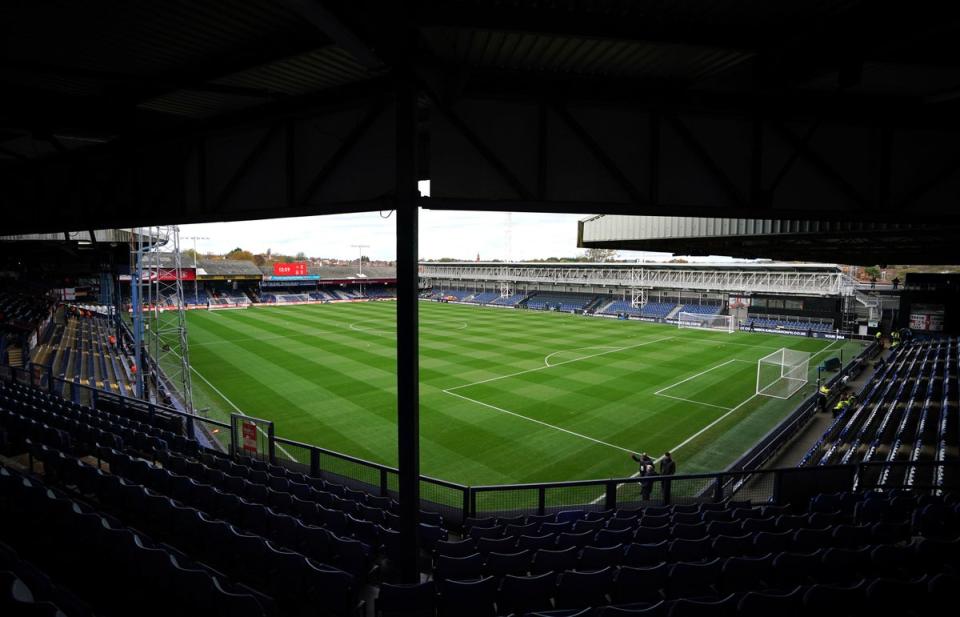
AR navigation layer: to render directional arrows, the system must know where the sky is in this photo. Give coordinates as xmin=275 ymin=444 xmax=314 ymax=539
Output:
xmin=178 ymin=210 xmax=606 ymax=261
xmin=178 ymin=181 xmax=743 ymax=262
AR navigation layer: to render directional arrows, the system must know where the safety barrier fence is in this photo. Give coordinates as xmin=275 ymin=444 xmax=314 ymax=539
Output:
xmin=2 ymin=362 xmax=954 ymax=527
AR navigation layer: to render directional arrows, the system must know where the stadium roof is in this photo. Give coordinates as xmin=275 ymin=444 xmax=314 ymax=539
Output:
xmin=421 ymin=260 xmax=840 ymax=272
xmin=577 ymin=215 xmax=957 ymax=265
xmin=2 ymin=1 xmax=960 ymax=249
xmin=198 ymin=259 xmax=263 ymax=276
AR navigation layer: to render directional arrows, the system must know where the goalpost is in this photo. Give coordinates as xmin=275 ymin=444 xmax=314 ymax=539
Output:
xmin=756 ymin=347 xmax=810 ymax=399
xmin=677 ymin=312 xmax=735 ymax=333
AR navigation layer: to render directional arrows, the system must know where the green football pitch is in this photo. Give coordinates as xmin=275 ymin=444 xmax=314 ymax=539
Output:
xmin=178 ymin=302 xmax=865 ymax=485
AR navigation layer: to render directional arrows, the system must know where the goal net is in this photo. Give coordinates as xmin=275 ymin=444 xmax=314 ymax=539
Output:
xmin=756 ymin=348 xmax=809 ymax=399
xmin=677 ymin=312 xmax=734 ymax=333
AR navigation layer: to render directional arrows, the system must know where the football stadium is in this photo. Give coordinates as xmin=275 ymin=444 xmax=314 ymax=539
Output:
xmin=2 ymin=2 xmax=960 ymax=616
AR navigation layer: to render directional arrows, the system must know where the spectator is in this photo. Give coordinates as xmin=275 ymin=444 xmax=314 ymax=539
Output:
xmin=640 ymin=462 xmax=657 ymax=501
xmin=892 ymin=276 xmax=900 ymax=289
xmin=631 ymin=451 xmax=650 ymax=473
xmin=659 ymin=452 xmax=676 ymax=503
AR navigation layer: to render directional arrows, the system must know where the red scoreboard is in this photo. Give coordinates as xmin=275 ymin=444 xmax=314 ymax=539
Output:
xmin=273 ymin=262 xmax=308 ymax=276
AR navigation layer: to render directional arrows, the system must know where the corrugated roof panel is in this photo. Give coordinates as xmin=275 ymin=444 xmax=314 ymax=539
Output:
xmin=138 ymin=90 xmax=265 ymax=119
xmin=425 ymin=28 xmax=751 ymax=80
xmin=215 ymin=48 xmax=381 ymax=96
xmin=3 ymin=0 xmax=324 ymax=76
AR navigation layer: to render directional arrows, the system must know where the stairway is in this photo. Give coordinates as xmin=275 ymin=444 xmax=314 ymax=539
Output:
xmin=7 ymin=347 xmax=23 ymax=368
xmin=583 ymin=296 xmax=606 ymax=313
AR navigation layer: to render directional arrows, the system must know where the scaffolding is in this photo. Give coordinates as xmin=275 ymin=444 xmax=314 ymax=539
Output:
xmin=130 ymin=226 xmax=194 ymax=413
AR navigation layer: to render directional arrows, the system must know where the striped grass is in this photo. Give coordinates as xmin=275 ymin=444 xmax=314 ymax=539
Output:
xmin=180 ymin=302 xmax=865 ymax=485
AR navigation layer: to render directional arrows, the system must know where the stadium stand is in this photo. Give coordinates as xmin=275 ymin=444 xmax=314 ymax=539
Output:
xmin=0 ymin=292 xmax=55 ymax=368
xmin=0 ymin=381 xmax=368 ymax=616
xmin=364 ymin=287 xmax=396 ymax=299
xmin=32 ymin=313 xmax=136 ymax=398
xmin=183 ymin=291 xmax=210 ymax=306
xmin=526 ymin=292 xmax=597 ymax=312
xmin=640 ymin=302 xmax=678 ymax=319
xmin=466 ymin=292 xmax=499 ymax=305
xmin=744 ymin=317 xmax=834 ymax=333
xmin=679 ymin=304 xmax=722 ymax=316
xmin=598 ymin=300 xmax=643 ymax=316
xmin=432 ymin=290 xmax=473 ymax=302
xmin=488 ymin=293 xmax=528 ymax=307
xmin=2 ymin=367 xmax=958 ymax=615
xmin=417 ymin=493 xmax=958 ymax=614
xmin=801 ymin=337 xmax=958 ymax=491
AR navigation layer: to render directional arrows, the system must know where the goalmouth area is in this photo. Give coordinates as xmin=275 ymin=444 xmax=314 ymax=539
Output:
xmin=176 ymin=301 xmax=867 ymax=485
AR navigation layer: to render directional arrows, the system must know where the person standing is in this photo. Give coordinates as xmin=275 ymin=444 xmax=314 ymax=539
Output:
xmin=659 ymin=452 xmax=676 ymax=503
xmin=639 ymin=461 xmax=657 ymax=501
xmin=631 ymin=451 xmax=649 ymax=472
xmin=818 ymin=384 xmax=831 ymax=413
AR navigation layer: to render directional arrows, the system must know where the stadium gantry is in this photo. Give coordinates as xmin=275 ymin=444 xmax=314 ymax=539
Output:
xmin=1 ymin=0 xmax=960 ymax=614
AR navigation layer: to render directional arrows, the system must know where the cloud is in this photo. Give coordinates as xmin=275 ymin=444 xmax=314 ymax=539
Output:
xmin=178 ymin=210 xmax=596 ymax=261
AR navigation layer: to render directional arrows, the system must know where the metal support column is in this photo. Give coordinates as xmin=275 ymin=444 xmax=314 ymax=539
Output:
xmin=395 ymin=76 xmax=421 ymax=582
xmin=131 ymin=231 xmax=145 ymax=398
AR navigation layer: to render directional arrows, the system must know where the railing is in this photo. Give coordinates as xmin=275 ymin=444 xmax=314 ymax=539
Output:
xmin=2 ymin=356 xmax=954 ymax=528
xmin=0 ymin=362 xmax=471 ymax=524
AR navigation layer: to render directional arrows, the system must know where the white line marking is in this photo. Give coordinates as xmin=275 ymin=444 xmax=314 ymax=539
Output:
xmin=448 ymin=337 xmax=675 ymax=392
xmin=809 ymin=339 xmax=840 ymax=360
xmin=544 ymin=346 xmax=622 ymax=368
xmin=654 ymin=359 xmax=740 ymax=395
xmin=655 ymin=394 xmax=734 ymax=411
xmin=441 ymin=336 xmax=674 ymax=454
xmin=653 ymin=357 xmax=753 ymax=409
xmin=670 ymin=393 xmax=759 ymax=455
xmin=160 ymin=340 xmax=299 ymax=463
xmin=186 ymin=364 xmax=299 ymax=463
xmin=589 ymin=390 xmax=760 ymax=504
xmin=444 ymin=389 xmax=636 ymax=454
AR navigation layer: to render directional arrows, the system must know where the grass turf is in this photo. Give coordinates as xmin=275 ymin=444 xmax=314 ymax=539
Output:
xmin=178 ymin=301 xmax=865 ymax=486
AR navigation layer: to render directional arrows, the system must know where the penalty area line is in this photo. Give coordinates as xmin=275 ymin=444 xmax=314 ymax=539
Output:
xmin=589 ymin=390 xmax=759 ymax=504
xmin=654 ymin=393 xmax=733 ymax=411
xmin=443 ymin=389 xmax=636 ymax=455
xmin=448 ymin=336 xmax=675 ymax=392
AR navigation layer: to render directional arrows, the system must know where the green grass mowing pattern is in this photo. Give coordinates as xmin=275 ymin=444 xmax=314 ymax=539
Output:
xmin=180 ymin=302 xmax=866 ymax=486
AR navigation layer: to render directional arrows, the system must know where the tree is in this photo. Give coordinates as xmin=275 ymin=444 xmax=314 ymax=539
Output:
xmin=295 ymin=251 xmax=307 ymax=261
xmin=584 ymin=248 xmax=618 ymax=262
xmin=864 ymin=265 xmax=882 ymax=279
xmin=225 ymin=248 xmax=254 ymax=261
xmin=253 ymin=254 xmax=267 ymax=266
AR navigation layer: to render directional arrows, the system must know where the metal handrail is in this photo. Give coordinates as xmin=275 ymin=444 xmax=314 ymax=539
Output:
xmin=3 ymin=352 xmax=953 ymax=525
